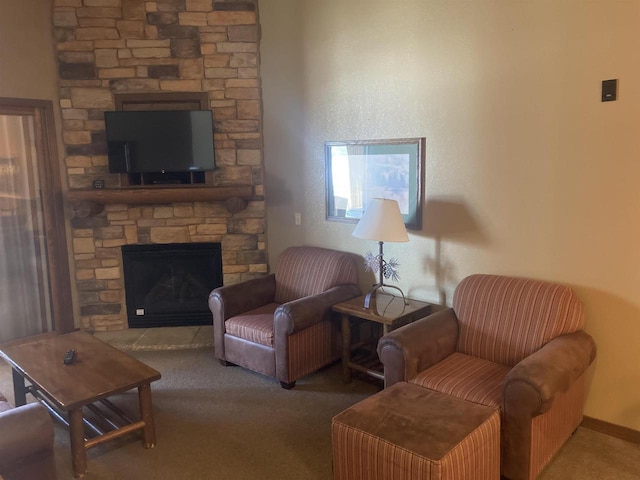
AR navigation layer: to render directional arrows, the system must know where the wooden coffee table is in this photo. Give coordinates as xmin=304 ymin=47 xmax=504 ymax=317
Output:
xmin=0 ymin=331 xmax=161 ymax=478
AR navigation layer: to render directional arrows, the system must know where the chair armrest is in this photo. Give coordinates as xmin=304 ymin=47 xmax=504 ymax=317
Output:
xmin=0 ymin=403 xmax=55 ymax=477
xmin=208 ymin=274 xmax=276 ymax=321
xmin=377 ymin=308 xmax=459 ymax=387
xmin=274 ymin=284 xmax=361 ymax=336
xmin=503 ymin=330 xmax=597 ymax=417
xmin=501 ymin=331 xmax=596 ymax=480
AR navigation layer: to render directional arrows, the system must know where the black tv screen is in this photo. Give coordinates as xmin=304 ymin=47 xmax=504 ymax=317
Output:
xmin=105 ymin=110 xmax=215 ymax=173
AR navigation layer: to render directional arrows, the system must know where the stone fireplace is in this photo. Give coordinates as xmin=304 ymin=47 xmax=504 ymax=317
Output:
xmin=53 ymin=0 xmax=267 ymax=331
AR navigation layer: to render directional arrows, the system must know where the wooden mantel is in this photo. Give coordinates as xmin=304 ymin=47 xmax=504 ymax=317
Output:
xmin=66 ymin=185 xmax=253 ymax=218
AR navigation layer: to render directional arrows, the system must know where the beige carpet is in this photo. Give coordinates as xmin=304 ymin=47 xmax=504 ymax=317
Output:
xmin=1 ymin=345 xmax=638 ymax=479
xmin=0 ymin=347 xmax=378 ymax=479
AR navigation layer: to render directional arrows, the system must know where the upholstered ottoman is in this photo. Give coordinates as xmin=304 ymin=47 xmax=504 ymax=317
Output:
xmin=331 ymin=382 xmax=500 ymax=480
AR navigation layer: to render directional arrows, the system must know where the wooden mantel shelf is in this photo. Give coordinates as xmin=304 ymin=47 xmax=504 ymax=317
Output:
xmin=67 ymin=185 xmax=253 ymax=205
xmin=66 ymin=185 xmax=254 ymax=218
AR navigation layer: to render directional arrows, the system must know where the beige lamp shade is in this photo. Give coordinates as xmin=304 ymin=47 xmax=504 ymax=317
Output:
xmin=352 ymin=198 xmax=409 ymax=242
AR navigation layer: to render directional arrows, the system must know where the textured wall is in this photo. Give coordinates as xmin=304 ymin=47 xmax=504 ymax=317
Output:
xmin=0 ymin=0 xmax=59 ymax=100
xmin=260 ymin=1 xmax=640 ymax=431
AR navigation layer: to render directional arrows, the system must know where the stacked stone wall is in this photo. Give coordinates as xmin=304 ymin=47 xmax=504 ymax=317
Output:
xmin=52 ymin=0 xmax=266 ymax=331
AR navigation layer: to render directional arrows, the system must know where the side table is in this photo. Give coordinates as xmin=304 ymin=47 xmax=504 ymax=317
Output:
xmin=333 ymin=293 xmax=432 ymax=383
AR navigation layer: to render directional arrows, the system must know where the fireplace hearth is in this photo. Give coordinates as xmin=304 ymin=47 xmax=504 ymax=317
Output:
xmin=122 ymin=243 xmax=222 ymax=328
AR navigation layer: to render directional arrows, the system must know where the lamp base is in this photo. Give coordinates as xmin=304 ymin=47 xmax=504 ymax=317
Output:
xmin=363 ymin=283 xmax=408 ymax=309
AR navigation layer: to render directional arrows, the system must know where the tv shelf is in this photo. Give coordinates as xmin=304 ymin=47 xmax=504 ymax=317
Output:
xmin=66 ymin=185 xmax=253 ymax=218
xmin=126 ymin=171 xmax=207 ymax=186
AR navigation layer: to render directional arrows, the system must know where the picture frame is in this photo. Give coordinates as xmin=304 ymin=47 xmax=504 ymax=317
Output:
xmin=325 ymin=137 xmax=425 ymax=230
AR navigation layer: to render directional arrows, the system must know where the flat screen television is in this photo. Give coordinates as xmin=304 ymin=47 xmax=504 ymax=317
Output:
xmin=104 ymin=110 xmax=215 ymax=175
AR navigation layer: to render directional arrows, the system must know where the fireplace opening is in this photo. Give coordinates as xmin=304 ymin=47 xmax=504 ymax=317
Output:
xmin=122 ymin=243 xmax=222 ymax=328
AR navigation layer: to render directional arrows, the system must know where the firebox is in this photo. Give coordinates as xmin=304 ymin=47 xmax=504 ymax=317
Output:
xmin=121 ymin=243 xmax=222 ymax=328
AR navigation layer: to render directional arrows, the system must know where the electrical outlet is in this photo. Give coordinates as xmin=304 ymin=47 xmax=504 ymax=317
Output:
xmin=294 ymin=213 xmax=302 ymax=226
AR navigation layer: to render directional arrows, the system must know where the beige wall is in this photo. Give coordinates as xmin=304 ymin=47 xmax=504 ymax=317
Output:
xmin=0 ymin=0 xmax=58 ymax=100
xmin=260 ymin=1 xmax=640 ymax=430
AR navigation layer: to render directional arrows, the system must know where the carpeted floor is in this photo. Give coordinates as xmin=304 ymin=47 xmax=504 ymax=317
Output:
xmin=1 ymin=333 xmax=639 ymax=479
xmin=0 ymin=346 xmax=379 ymax=480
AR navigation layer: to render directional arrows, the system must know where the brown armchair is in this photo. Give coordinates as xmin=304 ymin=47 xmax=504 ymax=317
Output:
xmin=378 ymin=274 xmax=596 ymax=480
xmin=0 ymin=394 xmax=57 ymax=480
xmin=209 ymin=246 xmax=360 ymax=389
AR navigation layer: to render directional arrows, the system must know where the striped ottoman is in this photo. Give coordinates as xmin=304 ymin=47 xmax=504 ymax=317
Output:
xmin=332 ymin=382 xmax=500 ymax=480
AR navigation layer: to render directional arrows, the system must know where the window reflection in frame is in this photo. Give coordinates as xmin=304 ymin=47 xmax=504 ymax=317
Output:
xmin=325 ymin=137 xmax=425 ymax=230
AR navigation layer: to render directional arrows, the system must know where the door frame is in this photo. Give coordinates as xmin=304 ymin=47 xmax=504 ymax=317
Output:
xmin=0 ymin=97 xmax=74 ymax=334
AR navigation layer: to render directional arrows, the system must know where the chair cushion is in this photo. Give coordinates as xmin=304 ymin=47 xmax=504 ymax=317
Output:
xmin=453 ymin=274 xmax=585 ymax=366
xmin=274 ymin=246 xmax=358 ymax=304
xmin=411 ymin=352 xmax=510 ymax=410
xmin=225 ymin=303 xmax=279 ymax=347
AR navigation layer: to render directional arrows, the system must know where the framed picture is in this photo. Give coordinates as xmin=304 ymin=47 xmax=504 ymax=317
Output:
xmin=325 ymin=137 xmax=425 ymax=230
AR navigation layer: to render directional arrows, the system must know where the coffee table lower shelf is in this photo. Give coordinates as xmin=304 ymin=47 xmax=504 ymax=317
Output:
xmin=27 ymin=384 xmax=149 ymax=449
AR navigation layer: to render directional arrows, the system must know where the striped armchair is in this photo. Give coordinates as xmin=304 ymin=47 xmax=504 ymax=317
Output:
xmin=378 ymin=274 xmax=597 ymax=480
xmin=208 ymin=246 xmax=360 ymax=389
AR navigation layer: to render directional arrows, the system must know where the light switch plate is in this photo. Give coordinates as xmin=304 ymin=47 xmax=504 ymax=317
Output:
xmin=602 ymin=79 xmax=617 ymax=102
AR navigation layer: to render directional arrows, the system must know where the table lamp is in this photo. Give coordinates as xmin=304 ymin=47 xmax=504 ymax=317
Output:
xmin=352 ymin=198 xmax=409 ymax=309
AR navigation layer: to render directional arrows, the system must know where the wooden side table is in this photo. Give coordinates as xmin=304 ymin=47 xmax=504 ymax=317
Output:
xmin=333 ymin=293 xmax=432 ymax=383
